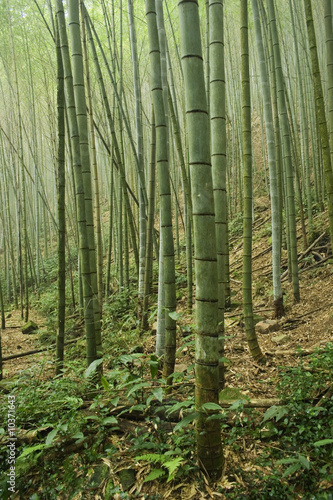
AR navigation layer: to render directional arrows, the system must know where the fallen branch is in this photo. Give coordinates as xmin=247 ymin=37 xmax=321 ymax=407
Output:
xmin=281 ymin=251 xmax=331 ymax=281
xmin=265 ymin=347 xmax=327 ymax=357
xmin=2 ymin=339 xmax=80 ymax=362
xmin=287 ymin=303 xmax=333 ymax=321
xmin=233 ymin=246 xmax=273 ymax=271
xmin=297 ymin=232 xmax=326 ymax=262
xmin=298 ymin=255 xmax=331 ymax=273
xmin=219 ymin=398 xmax=281 ymax=408
xmin=253 ymin=216 xmax=271 ymax=230
xmin=253 ymin=263 xmax=273 ymax=273
xmin=225 ymin=307 xmax=273 ymax=319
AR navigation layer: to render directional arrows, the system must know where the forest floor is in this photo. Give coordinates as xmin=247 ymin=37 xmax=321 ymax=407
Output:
xmin=2 ymin=206 xmax=332 ymax=387
xmin=0 ymin=203 xmax=332 ymax=499
xmin=1 ymin=309 xmax=54 ymax=380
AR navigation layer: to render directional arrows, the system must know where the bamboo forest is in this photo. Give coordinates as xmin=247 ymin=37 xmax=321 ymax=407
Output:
xmin=0 ymin=0 xmax=333 ymax=498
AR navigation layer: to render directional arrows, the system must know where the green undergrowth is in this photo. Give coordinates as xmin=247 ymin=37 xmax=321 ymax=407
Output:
xmin=0 ymin=239 xmax=332 ymax=498
xmin=0 ymin=338 xmax=332 ymax=499
xmin=226 ymin=343 xmax=333 ymax=499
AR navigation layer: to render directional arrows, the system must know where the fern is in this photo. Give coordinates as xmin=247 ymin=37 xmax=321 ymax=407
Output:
xmin=163 ymin=457 xmax=184 ymax=482
xmin=136 ymin=453 xmax=185 ymax=482
xmin=136 ymin=453 xmax=164 ymax=464
xmin=143 ymin=469 xmax=166 ymax=482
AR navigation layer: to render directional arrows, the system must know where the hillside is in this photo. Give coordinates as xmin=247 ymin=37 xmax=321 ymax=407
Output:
xmin=0 ymin=203 xmax=332 ymax=499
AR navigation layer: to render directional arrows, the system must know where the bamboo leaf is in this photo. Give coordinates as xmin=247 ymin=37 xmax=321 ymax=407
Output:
xmin=102 ymin=416 xmax=118 ymax=426
xmin=84 ymin=358 xmax=103 ymax=379
xmin=228 ymin=399 xmax=248 ymax=411
xmin=17 ymin=444 xmax=47 ymax=459
xmin=152 ymin=387 xmax=164 ymax=403
xmin=127 ymin=381 xmax=150 ymax=397
xmin=149 ymin=356 xmax=159 ymax=379
xmin=282 ymin=463 xmax=301 ymax=477
xmin=174 ymin=412 xmax=198 ymax=431
xmin=168 ymin=311 xmax=182 ymax=321
xmin=313 ymin=439 xmax=333 ymax=447
xmin=201 ymin=402 xmax=223 ymax=412
xmin=110 ymin=396 xmax=120 ymax=407
xmin=165 ymin=399 xmax=193 ymax=416
xmin=298 ymin=455 xmax=311 ymax=470
xmin=45 ymin=428 xmax=58 ymax=446
xmin=72 ymin=431 xmax=84 ymax=441
xmin=101 ymin=375 xmax=110 ymax=391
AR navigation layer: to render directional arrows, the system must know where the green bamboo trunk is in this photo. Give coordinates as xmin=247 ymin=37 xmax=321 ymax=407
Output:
xmin=209 ymin=0 xmax=227 ymax=386
xmin=55 ymin=20 xmax=66 ymax=375
xmin=56 ymin=0 xmax=97 ymax=367
xmin=326 ymin=0 xmax=333 ymax=169
xmin=167 ymin=87 xmax=193 ymax=312
xmin=145 ymin=0 xmax=177 ymax=379
xmin=241 ymin=0 xmax=264 ymax=361
xmin=290 ymin=0 xmax=313 ymax=239
xmin=68 ymin=0 xmax=102 ymax=358
xmin=267 ymin=0 xmax=300 ymax=302
xmin=81 ymin=4 xmax=103 ymax=318
xmin=178 ymin=0 xmax=223 ymax=478
xmin=251 ymin=0 xmax=284 ymax=317
xmin=304 ymin=0 xmax=333 ymax=244
xmin=142 ymin=108 xmax=156 ymax=331
xmin=84 ymin=11 xmax=139 ymax=273
xmin=127 ymin=0 xmax=146 ymax=317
